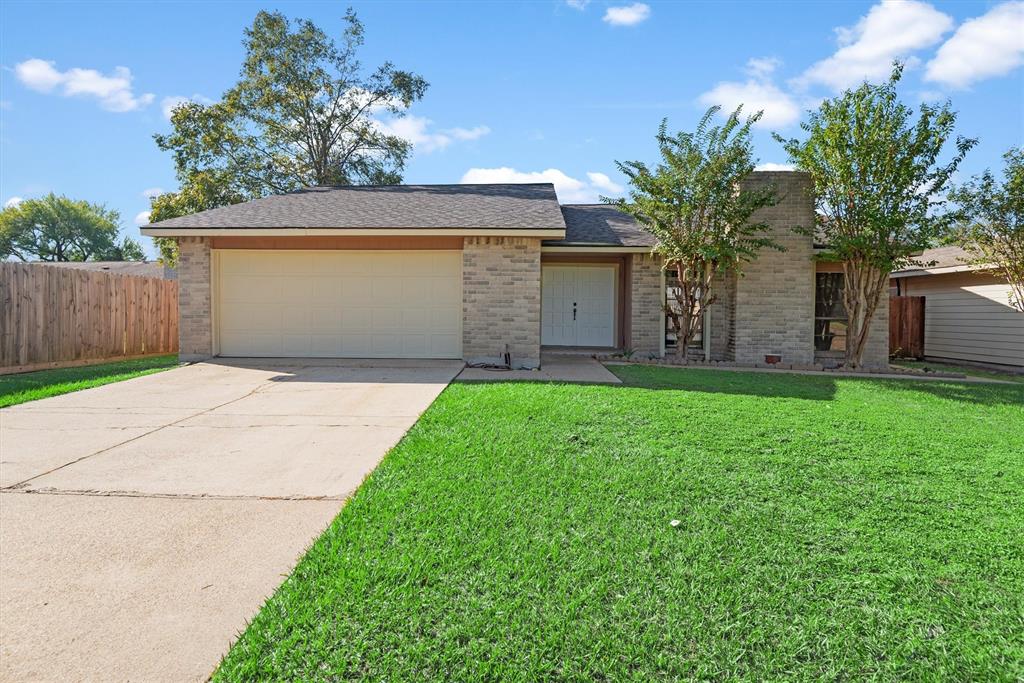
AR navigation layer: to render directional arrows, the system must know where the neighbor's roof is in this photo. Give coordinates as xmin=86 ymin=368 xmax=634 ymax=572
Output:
xmin=891 ymin=246 xmax=991 ymax=277
xmin=545 ymin=205 xmax=657 ymax=248
xmin=144 ymin=183 xmax=566 ymax=231
xmin=34 ymin=261 xmax=171 ymax=279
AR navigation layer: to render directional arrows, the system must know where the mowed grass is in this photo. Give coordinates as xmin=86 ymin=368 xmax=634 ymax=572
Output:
xmin=892 ymin=359 xmax=1024 ymax=385
xmin=216 ymin=367 xmax=1024 ymax=681
xmin=0 ymin=354 xmax=179 ymax=407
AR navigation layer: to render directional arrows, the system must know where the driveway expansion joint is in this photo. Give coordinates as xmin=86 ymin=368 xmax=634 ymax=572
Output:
xmin=0 ymin=488 xmax=348 ymax=502
xmin=3 ymin=383 xmax=268 ymax=489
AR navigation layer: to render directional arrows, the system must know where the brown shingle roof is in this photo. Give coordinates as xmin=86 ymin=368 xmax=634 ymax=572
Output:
xmin=892 ymin=246 xmax=987 ymax=276
xmin=544 ymin=205 xmax=657 ymax=248
xmin=145 ymin=184 xmax=566 ymax=231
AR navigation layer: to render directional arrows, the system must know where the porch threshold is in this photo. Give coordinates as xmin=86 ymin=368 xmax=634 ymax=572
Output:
xmin=456 ymin=352 xmax=621 ymax=384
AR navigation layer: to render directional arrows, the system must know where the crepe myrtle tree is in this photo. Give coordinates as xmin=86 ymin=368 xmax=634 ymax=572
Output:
xmin=607 ymin=106 xmax=779 ymax=361
xmin=948 ymin=147 xmax=1024 ymax=312
xmin=777 ymin=64 xmax=976 ymax=368
xmin=152 ymin=7 xmax=428 ymax=265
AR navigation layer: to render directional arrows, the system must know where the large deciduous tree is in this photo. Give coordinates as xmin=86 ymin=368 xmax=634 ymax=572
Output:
xmin=0 ymin=194 xmax=143 ymax=262
xmin=151 ymin=8 xmax=428 ymax=264
xmin=609 ymin=107 xmax=779 ymax=361
xmin=776 ymin=64 xmax=975 ymax=368
xmin=948 ymin=147 xmax=1024 ymax=312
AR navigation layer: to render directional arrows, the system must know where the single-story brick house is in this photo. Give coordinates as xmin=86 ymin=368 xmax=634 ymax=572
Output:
xmin=141 ymin=170 xmax=888 ymax=369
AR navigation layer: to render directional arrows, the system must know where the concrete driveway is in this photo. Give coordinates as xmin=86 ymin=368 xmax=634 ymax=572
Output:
xmin=0 ymin=359 xmax=461 ymax=682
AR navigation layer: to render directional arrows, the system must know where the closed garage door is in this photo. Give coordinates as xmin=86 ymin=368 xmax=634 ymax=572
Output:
xmin=216 ymin=250 xmax=462 ymax=358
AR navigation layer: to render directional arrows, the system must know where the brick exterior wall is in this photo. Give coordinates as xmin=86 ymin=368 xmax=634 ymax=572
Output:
xmin=177 ymin=236 xmax=213 ymax=361
xmin=462 ymin=237 xmax=542 ymax=368
xmin=730 ymin=171 xmax=817 ymax=366
xmin=708 ymin=271 xmax=736 ymax=361
xmin=862 ymin=290 xmax=889 ymax=369
xmin=629 ymin=253 xmax=664 ymax=357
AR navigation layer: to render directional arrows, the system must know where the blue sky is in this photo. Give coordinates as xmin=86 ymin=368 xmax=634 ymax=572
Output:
xmin=2 ymin=0 xmax=1022 ymax=258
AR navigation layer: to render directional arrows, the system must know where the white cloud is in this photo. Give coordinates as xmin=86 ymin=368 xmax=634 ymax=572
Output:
xmin=755 ymin=163 xmax=796 ymax=171
xmin=374 ymin=115 xmax=490 ymax=153
xmin=14 ymin=58 xmax=154 ymax=112
xmin=603 ymin=3 xmax=650 ymax=26
xmin=925 ymin=2 xmax=1024 ymax=89
xmin=4 ymin=196 xmax=24 ymax=209
xmin=133 ymin=210 xmax=151 ymax=226
xmin=460 ymin=167 xmax=621 ymax=203
xmin=699 ymin=81 xmax=801 ymax=128
xmin=745 ymin=57 xmax=782 ymax=80
xmin=141 ymin=187 xmax=165 ymax=199
xmin=161 ymin=94 xmax=214 ymax=120
xmin=566 ymin=0 xmax=589 ymax=9
xmin=586 ymin=172 xmax=623 ymax=194
xmin=796 ymin=0 xmax=953 ymax=91
xmin=698 ymin=58 xmax=801 ymax=128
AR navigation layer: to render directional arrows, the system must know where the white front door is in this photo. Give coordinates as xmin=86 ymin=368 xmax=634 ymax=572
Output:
xmin=541 ymin=265 xmax=616 ymax=347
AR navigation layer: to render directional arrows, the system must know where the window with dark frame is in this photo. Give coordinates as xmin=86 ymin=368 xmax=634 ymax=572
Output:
xmin=664 ymin=268 xmax=702 ymax=349
xmin=814 ymin=272 xmax=847 ymax=353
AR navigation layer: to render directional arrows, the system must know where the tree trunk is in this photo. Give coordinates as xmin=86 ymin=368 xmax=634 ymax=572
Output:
xmin=667 ymin=259 xmax=714 ymax=363
xmin=842 ymin=260 xmax=888 ymax=369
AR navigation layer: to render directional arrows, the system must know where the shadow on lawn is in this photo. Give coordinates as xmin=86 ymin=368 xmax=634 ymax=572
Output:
xmin=606 ymin=366 xmax=1024 ymax=407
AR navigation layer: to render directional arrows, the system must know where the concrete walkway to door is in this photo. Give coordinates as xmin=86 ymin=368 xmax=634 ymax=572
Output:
xmin=0 ymin=359 xmax=461 ymax=681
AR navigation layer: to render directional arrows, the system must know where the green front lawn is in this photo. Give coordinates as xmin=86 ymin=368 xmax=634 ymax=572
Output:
xmin=217 ymin=367 xmax=1024 ymax=681
xmin=892 ymin=359 xmax=1024 ymax=384
xmin=0 ymin=355 xmax=179 ymax=408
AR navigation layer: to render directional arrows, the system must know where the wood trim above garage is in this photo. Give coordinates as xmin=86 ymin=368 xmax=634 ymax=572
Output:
xmin=210 ymin=236 xmax=463 ymax=250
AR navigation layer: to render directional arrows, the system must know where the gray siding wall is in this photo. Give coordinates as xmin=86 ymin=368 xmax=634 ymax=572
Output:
xmin=900 ymin=271 xmax=1023 ymax=367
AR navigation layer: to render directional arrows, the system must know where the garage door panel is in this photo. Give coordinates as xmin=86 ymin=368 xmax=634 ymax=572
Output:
xmin=371 ymin=279 xmax=403 ymax=306
xmin=341 ymin=334 xmax=372 ymax=356
xmin=310 ymin=335 xmax=343 ymax=356
xmin=402 ymin=308 xmax=429 ymax=329
xmin=402 ymin=279 xmax=431 ymax=306
xmin=217 ymin=250 xmax=462 ymax=358
xmin=433 ymin=307 xmax=461 ymax=329
xmin=370 ymin=335 xmax=401 ymax=356
xmin=402 ymin=334 xmax=428 ymax=356
xmin=278 ymin=277 xmax=314 ymax=301
xmin=276 ymin=252 xmax=314 ymax=275
xmin=431 ymin=334 xmax=460 ymax=357
xmin=340 ymin=277 xmax=372 ymax=302
xmin=309 ymin=307 xmax=343 ymax=333
xmin=282 ymin=334 xmax=313 ymax=356
xmin=430 ymin=278 xmax=461 ymax=304
xmin=309 ymin=278 xmax=342 ymax=304
xmin=282 ymin=307 xmax=312 ymax=330
xmin=372 ymin=309 xmax=401 ymax=331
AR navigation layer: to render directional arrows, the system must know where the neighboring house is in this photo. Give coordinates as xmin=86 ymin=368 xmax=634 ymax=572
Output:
xmin=35 ymin=260 xmax=176 ymax=280
xmin=141 ymin=171 xmax=889 ymax=369
xmin=890 ymin=246 xmax=1024 ymax=369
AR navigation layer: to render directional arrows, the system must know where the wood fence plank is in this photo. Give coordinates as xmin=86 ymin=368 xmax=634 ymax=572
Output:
xmin=0 ymin=264 xmax=179 ymax=369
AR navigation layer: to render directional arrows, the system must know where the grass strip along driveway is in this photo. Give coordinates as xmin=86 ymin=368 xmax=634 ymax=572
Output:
xmin=0 ymin=355 xmax=179 ymax=408
xmin=216 ymin=367 xmax=1023 ymax=680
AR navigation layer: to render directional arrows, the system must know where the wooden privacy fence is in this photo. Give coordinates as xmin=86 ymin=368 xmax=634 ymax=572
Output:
xmin=0 ymin=263 xmax=178 ymax=374
xmin=889 ymin=295 xmax=925 ymax=359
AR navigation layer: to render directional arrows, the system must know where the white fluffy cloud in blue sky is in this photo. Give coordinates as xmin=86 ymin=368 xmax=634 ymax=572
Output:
xmin=2 ymin=0 xmax=1022 ymax=259
xmin=14 ymin=58 xmax=154 ymax=112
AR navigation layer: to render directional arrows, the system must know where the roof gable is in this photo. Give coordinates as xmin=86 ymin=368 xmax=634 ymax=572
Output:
xmin=144 ymin=183 xmax=566 ymax=232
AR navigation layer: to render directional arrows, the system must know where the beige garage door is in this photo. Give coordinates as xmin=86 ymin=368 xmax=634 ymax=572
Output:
xmin=216 ymin=250 xmax=462 ymax=358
